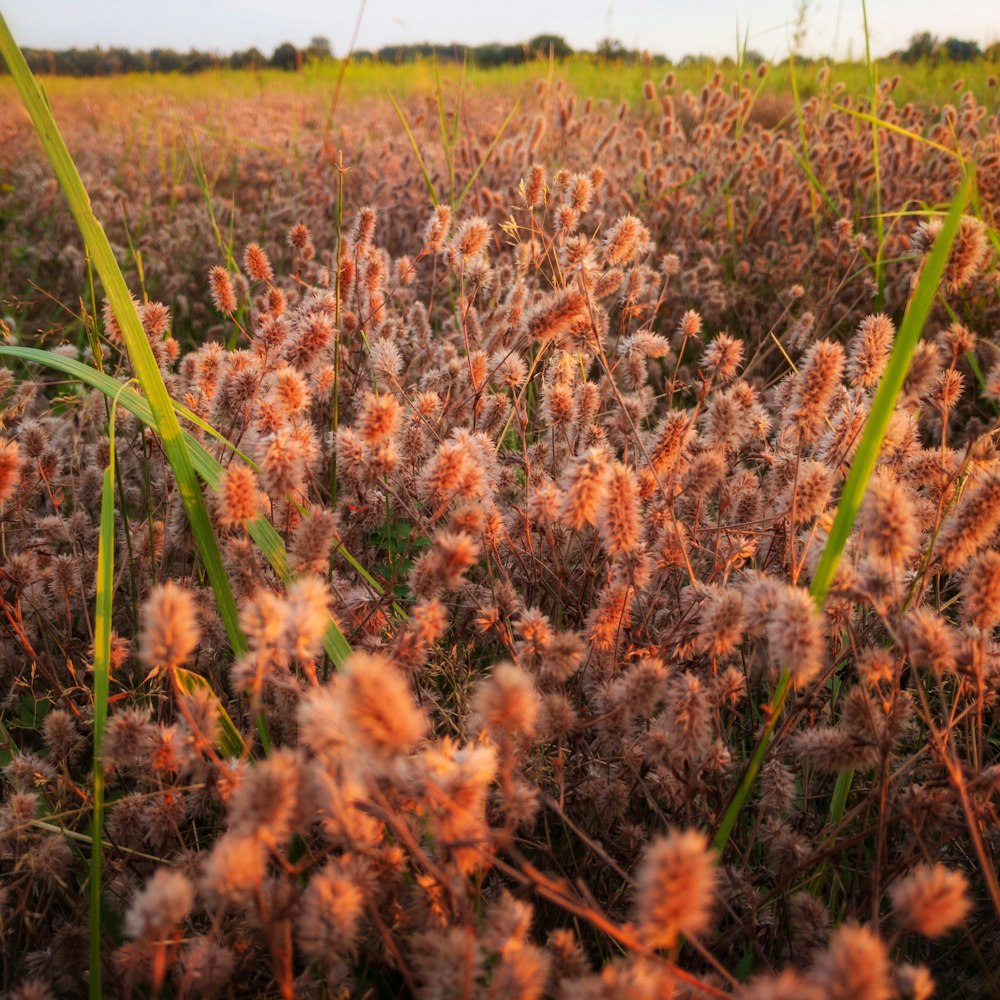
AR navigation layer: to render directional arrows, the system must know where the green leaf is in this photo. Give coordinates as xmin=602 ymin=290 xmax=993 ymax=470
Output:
xmin=88 ymin=377 xmax=130 ymax=1000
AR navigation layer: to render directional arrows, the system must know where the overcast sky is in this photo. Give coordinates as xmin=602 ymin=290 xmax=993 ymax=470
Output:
xmin=3 ymin=1 xmax=996 ymax=61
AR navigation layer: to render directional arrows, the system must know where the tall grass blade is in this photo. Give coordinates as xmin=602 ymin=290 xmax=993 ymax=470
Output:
xmin=0 ymin=346 xmax=354 ymax=667
xmin=388 ymin=92 xmax=439 ymax=206
xmin=174 ymin=668 xmax=247 ymax=757
xmin=0 ymin=17 xmax=252 ymax=680
xmin=712 ymin=169 xmax=974 ymax=855
xmin=455 ymin=99 xmax=519 ymax=211
xmin=89 ymin=380 xmax=130 ymax=999
xmin=830 ymin=102 xmax=961 ymax=161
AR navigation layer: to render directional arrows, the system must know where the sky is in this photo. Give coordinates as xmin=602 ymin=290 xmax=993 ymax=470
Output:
xmin=3 ymin=1 xmax=996 ymax=62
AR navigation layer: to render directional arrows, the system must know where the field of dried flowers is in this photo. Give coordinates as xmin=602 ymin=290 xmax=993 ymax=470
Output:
xmin=1 ymin=30 xmax=1000 ymax=1000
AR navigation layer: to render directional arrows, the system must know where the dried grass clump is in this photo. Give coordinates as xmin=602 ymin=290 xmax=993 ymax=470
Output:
xmin=1 ymin=62 xmax=999 ymax=999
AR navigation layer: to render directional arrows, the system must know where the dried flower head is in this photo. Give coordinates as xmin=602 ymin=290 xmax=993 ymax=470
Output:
xmin=890 ymin=864 xmax=971 ymax=938
xmin=209 ymin=266 xmax=237 ymax=315
xmin=768 ymin=585 xmax=824 ymax=685
xmin=125 ymin=867 xmax=194 ymax=940
xmin=296 ymin=859 xmax=365 ymax=964
xmin=602 ymin=214 xmax=647 ymax=266
xmin=561 ymin=448 xmax=610 ymax=530
xmin=810 ymin=923 xmax=892 ymax=1000
xmin=847 ymin=314 xmax=894 ymax=390
xmin=243 ymin=242 xmax=274 ymax=283
xmin=634 ymin=828 xmax=717 ymax=949
xmin=472 ymin=662 xmax=539 ymax=741
xmin=139 ymin=581 xmax=200 ymax=674
xmin=934 ymin=472 xmax=1000 ymax=572
xmin=342 ymin=652 xmax=427 ymax=760
xmin=214 ymin=464 xmax=261 ymax=529
xmin=961 ymin=550 xmax=1000 ymax=628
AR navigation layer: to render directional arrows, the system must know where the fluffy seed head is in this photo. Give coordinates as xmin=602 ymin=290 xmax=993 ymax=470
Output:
xmin=296 ymin=860 xmax=365 ymax=963
xmin=453 ymin=216 xmax=492 ymax=260
xmin=602 ymin=214 xmax=647 ymax=266
xmin=472 ymin=662 xmax=539 ymax=741
xmin=561 ymin=448 xmax=611 ymax=530
xmin=0 ymin=439 xmax=22 ymax=504
xmin=139 ymin=581 xmax=200 ymax=673
xmin=423 ymin=203 xmax=452 ymax=250
xmin=209 ymin=266 xmax=237 ymax=315
xmin=857 ymin=471 xmax=919 ymax=566
xmin=961 ymin=550 xmax=1000 ymax=628
xmin=525 ymin=289 xmax=590 ymax=345
xmin=243 ymin=242 xmax=274 ymax=283
xmin=943 ymin=216 xmax=989 ymax=293
xmin=768 ymin=585 xmax=824 ymax=685
xmin=934 ymin=472 xmax=1000 ymax=571
xmin=634 ymin=828 xmax=717 ymax=949
xmin=786 ymin=340 xmax=845 ymax=444
xmin=357 ymin=391 xmax=402 ymax=446
xmin=847 ymin=313 xmax=894 ymax=390
xmin=599 ymin=462 xmax=641 ymax=557
xmin=890 ymin=864 xmax=971 ymax=938
xmin=810 ymin=924 xmax=892 ymax=1000
xmin=125 ymin=867 xmax=194 ymax=940
xmin=342 ymin=652 xmax=427 ymax=759
xmin=214 ymin=464 xmax=261 ymax=529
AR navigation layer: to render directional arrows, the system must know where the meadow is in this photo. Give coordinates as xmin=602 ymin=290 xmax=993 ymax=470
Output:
xmin=1 ymin=29 xmax=1000 ymax=1000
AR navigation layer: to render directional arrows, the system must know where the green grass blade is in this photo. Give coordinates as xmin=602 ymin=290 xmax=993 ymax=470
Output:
xmin=174 ymin=668 xmax=247 ymax=758
xmin=89 ymin=379 xmax=129 ymax=999
xmin=712 ymin=169 xmax=974 ymax=856
xmin=0 ymin=717 xmax=17 ymax=768
xmin=810 ymin=169 xmax=973 ymax=597
xmin=0 ymin=16 xmax=249 ymax=672
xmin=388 ymin=91 xmax=440 ymax=206
xmin=0 ymin=346 xmax=353 ymax=667
xmin=830 ymin=102 xmax=960 ymax=161
xmin=455 ymin=98 xmax=520 ymax=211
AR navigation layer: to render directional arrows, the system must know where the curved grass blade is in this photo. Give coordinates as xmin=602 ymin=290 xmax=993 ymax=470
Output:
xmin=830 ymin=102 xmax=961 ymax=162
xmin=455 ymin=98 xmax=520 ymax=211
xmin=173 ymin=668 xmax=247 ymax=758
xmin=0 ymin=16 xmax=249 ymax=673
xmin=388 ymin=91 xmax=439 ymax=206
xmin=0 ymin=346 xmax=353 ymax=667
xmin=712 ymin=169 xmax=974 ymax=855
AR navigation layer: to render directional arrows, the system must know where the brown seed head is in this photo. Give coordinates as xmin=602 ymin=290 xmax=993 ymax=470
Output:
xmin=215 ymin=464 xmax=261 ymax=529
xmin=209 ymin=266 xmax=237 ymax=315
xmin=890 ymin=864 xmax=971 ymax=938
xmin=139 ymin=581 xmax=200 ymax=673
xmin=634 ymin=828 xmax=717 ymax=949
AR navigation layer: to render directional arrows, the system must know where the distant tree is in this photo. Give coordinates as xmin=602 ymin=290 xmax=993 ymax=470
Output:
xmin=230 ymin=47 xmax=265 ymax=71
xmin=180 ymin=50 xmax=216 ymax=74
xmin=149 ymin=48 xmax=184 ymax=73
xmin=307 ymin=35 xmax=333 ymax=61
xmin=475 ymin=43 xmax=526 ymax=67
xmin=596 ymin=37 xmax=628 ymax=61
xmin=942 ymin=37 xmax=980 ymax=62
xmin=527 ymin=34 xmax=573 ymax=59
xmin=900 ymin=31 xmax=939 ymax=64
xmin=678 ymin=53 xmax=711 ymax=69
xmin=270 ymin=42 xmax=300 ymax=71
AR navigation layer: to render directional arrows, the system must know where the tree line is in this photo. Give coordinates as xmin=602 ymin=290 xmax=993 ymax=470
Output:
xmin=4 ymin=31 xmax=995 ymax=78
